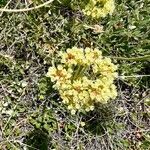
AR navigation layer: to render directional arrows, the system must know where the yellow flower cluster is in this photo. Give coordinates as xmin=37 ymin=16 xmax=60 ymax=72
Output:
xmin=82 ymin=0 xmax=115 ymax=19
xmin=47 ymin=47 xmax=118 ymax=114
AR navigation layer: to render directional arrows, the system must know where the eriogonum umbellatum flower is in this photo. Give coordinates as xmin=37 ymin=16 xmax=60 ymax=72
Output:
xmin=47 ymin=47 xmax=118 ymax=114
xmin=82 ymin=0 xmax=115 ymax=19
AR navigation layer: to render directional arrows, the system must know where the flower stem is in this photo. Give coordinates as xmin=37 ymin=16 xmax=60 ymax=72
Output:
xmin=109 ymin=55 xmax=150 ymax=61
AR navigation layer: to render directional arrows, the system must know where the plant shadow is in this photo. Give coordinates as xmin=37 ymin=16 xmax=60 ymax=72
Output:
xmin=24 ymin=128 xmax=50 ymax=150
xmin=83 ymin=102 xmax=116 ymax=135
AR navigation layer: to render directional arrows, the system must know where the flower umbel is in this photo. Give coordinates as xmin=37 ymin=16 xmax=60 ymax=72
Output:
xmin=47 ymin=47 xmax=118 ymax=114
xmin=82 ymin=0 xmax=115 ymax=19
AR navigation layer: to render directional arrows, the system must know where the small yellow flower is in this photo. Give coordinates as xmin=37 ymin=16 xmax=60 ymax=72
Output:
xmin=85 ymin=47 xmax=102 ymax=64
xmin=68 ymin=104 xmax=73 ymax=110
xmin=47 ymin=65 xmax=71 ymax=83
xmin=46 ymin=66 xmax=57 ymax=82
xmin=62 ymin=97 xmax=69 ymax=104
xmin=75 ymin=103 xmax=81 ymax=109
xmin=60 ymin=50 xmax=77 ymax=66
xmin=85 ymin=107 xmax=90 ymax=112
xmin=71 ymin=109 xmax=76 ymax=115
xmin=79 ymin=91 xmax=89 ymax=100
xmin=73 ymin=95 xmax=79 ymax=103
xmin=72 ymin=80 xmax=83 ymax=92
xmin=80 ymin=122 xmax=86 ymax=127
xmin=82 ymin=76 xmax=91 ymax=88
xmin=90 ymin=106 xmax=95 ymax=111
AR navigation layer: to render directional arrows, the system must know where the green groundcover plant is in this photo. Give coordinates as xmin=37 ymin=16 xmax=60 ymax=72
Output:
xmin=0 ymin=0 xmax=150 ymax=149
